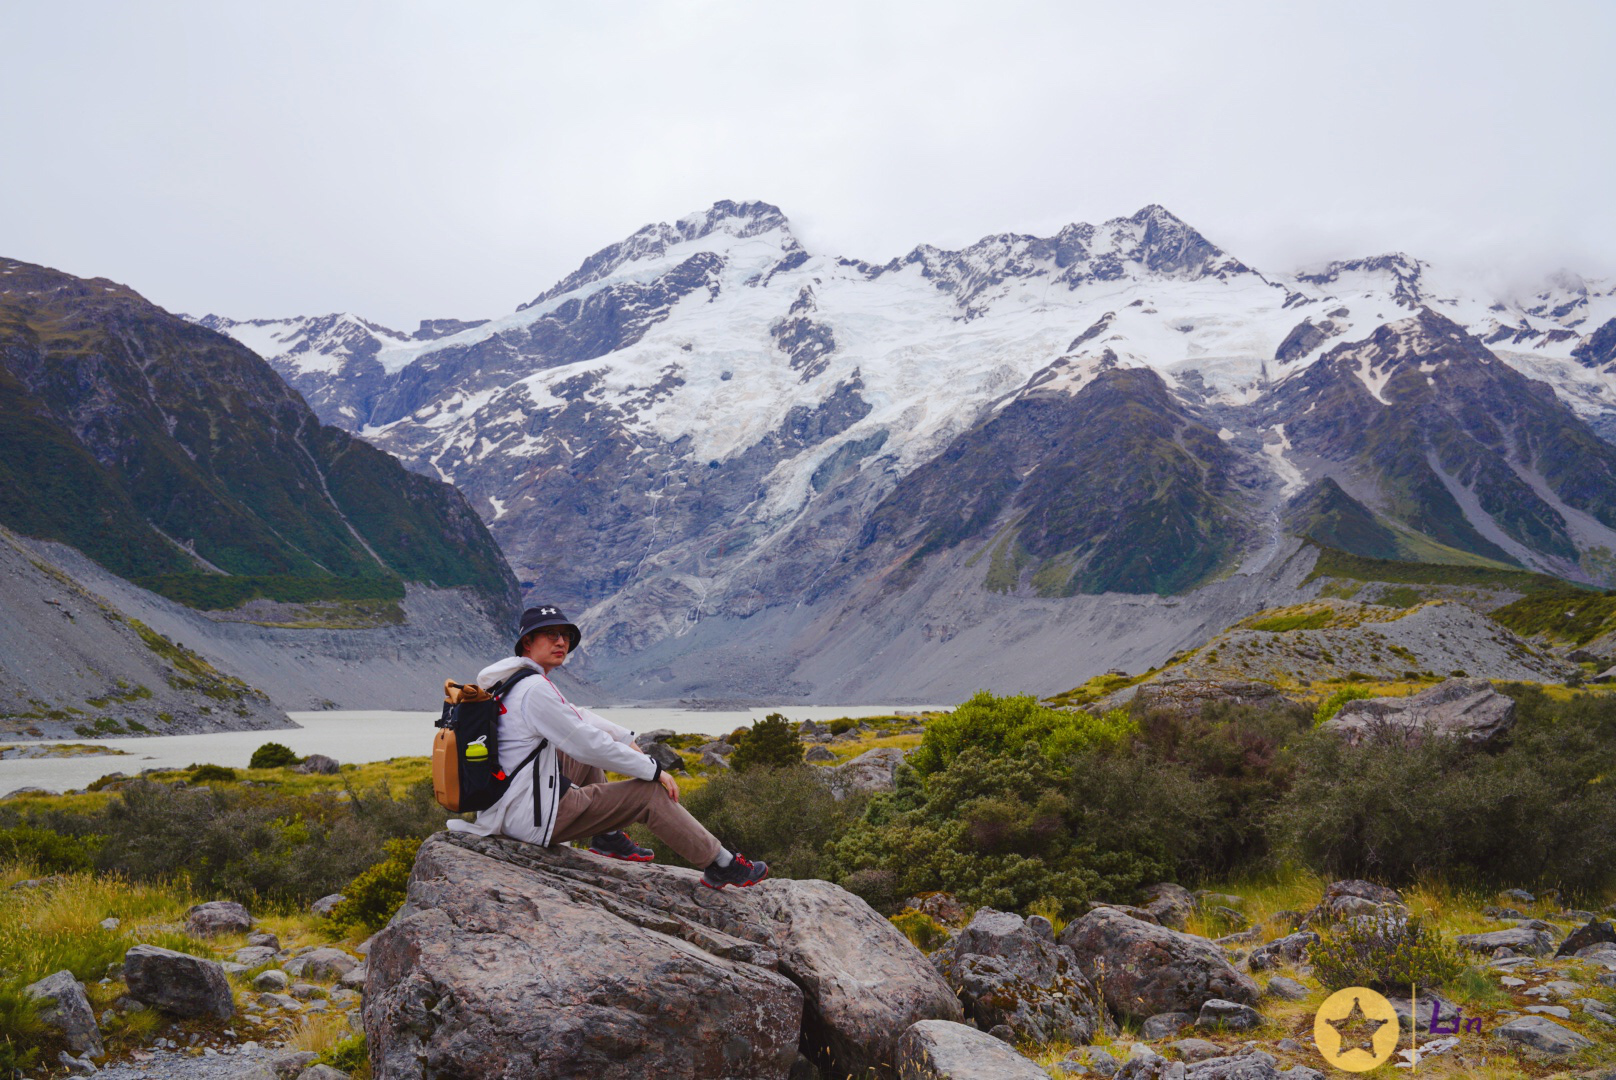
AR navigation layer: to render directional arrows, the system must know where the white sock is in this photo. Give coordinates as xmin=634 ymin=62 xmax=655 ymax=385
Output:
xmin=714 ymin=847 xmax=734 ymax=867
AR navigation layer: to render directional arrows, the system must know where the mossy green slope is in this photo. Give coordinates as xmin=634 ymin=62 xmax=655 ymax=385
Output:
xmin=861 ymin=367 xmax=1250 ymax=596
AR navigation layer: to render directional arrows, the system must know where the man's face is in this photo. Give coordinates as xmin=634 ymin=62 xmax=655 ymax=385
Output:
xmin=523 ymin=626 xmax=571 ymax=671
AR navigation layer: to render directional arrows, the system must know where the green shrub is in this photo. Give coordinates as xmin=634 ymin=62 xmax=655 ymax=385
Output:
xmin=0 ymin=981 xmax=44 ymax=1077
xmin=729 ymin=714 xmax=803 ymax=773
xmin=0 ymin=826 xmax=97 ymax=873
xmin=188 ymin=764 xmax=238 ymax=784
xmin=832 ymin=745 xmax=1123 ymax=917
xmin=1314 ymin=686 xmax=1374 ymax=726
xmin=675 ymin=765 xmax=857 ymax=878
xmin=319 ymin=1032 xmax=368 ymax=1073
xmin=328 ymin=837 xmax=422 ymax=935
xmin=908 ymin=692 xmax=1134 ymax=777
xmin=249 ymin=742 xmax=300 ymax=769
xmin=1271 ymin=690 xmax=1616 ymax=896
xmin=889 ymin=910 xmax=950 ymax=953
xmin=827 ymin=718 xmax=858 ymax=736
xmin=92 ymin=778 xmax=447 ymax=904
xmin=1308 ymin=914 xmax=1464 ymax=990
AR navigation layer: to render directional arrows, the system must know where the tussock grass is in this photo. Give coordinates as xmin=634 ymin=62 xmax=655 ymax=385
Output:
xmin=287 ymin=1010 xmax=351 ymax=1055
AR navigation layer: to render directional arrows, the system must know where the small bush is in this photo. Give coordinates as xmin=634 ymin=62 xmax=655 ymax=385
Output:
xmin=1308 ymin=914 xmax=1464 ymax=990
xmin=0 ymin=826 xmax=96 ymax=873
xmin=827 ymin=718 xmax=858 ymax=736
xmin=0 ymin=981 xmax=44 ymax=1077
xmin=319 ymin=1032 xmax=368 ymax=1074
xmin=1314 ymin=686 xmax=1374 ymax=726
xmin=328 ymin=837 xmax=422 ymax=935
xmin=728 ymin=714 xmax=803 ymax=773
xmin=189 ymin=765 xmax=238 ymax=784
xmin=890 ymin=910 xmax=950 ymax=953
xmin=908 ymin=692 xmax=1134 ymax=777
xmin=677 ymin=765 xmax=856 ymax=878
xmin=249 ymin=742 xmax=300 ymax=769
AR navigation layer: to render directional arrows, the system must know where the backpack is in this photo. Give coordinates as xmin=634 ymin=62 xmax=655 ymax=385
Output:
xmin=432 ymin=669 xmax=543 ymax=812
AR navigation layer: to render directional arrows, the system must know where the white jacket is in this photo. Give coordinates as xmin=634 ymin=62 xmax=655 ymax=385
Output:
xmin=445 ymin=656 xmax=658 ymax=846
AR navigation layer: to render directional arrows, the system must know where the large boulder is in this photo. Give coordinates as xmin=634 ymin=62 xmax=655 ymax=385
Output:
xmin=1320 ymin=679 xmax=1515 ymax=745
xmin=930 ymin=908 xmax=1102 ymax=1045
xmin=1059 ymin=908 xmax=1258 ymax=1020
xmin=184 ymin=900 xmax=253 ymax=937
xmin=1496 ymin=1015 xmax=1594 ymax=1054
xmin=1300 ymin=881 xmax=1403 ymax=925
xmin=895 ymin=1020 xmax=1049 ymax=1079
xmin=1556 ymin=919 xmax=1616 ymax=957
xmin=24 ymin=971 xmax=102 ymax=1058
xmin=1456 ymin=927 xmax=1554 ymax=956
xmin=1127 ymin=680 xmax=1299 ymax=719
xmin=823 ymin=747 xmax=907 ymax=801
xmin=365 ymin=832 xmax=957 ymax=1080
xmin=123 ymin=945 xmax=234 ymax=1019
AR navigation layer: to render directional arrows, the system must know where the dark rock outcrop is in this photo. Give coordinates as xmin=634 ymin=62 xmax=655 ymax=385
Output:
xmin=123 ymin=945 xmax=234 ymax=1019
xmin=1556 ymin=919 xmax=1616 ymax=958
xmin=365 ymin=832 xmax=959 ymax=1080
xmin=930 ymin=908 xmax=1103 ymax=1045
xmin=1059 ymin=908 xmax=1259 ymax=1020
xmin=1321 ymin=679 xmax=1516 ymax=744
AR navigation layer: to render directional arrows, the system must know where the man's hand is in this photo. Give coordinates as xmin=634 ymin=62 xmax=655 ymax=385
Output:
xmin=657 ymin=771 xmax=681 ymax=803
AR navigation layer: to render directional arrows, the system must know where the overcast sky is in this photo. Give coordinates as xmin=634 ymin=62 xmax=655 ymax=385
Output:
xmin=3 ymin=1 xmax=1613 ymax=328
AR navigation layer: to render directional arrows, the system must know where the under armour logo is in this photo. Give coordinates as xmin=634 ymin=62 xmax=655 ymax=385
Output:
xmin=538 ymin=607 xmax=557 ymax=615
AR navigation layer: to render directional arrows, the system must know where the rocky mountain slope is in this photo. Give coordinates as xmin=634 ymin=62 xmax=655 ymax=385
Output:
xmin=200 ymin=203 xmax=1616 ymax=701
xmin=0 ymin=258 xmax=518 ymax=626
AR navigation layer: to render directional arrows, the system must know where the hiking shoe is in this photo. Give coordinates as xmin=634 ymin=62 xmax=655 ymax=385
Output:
xmin=588 ymin=830 xmax=654 ymax=862
xmin=701 ymin=853 xmax=768 ymax=890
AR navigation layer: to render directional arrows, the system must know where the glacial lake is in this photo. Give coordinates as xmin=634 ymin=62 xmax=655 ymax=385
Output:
xmin=0 ymin=705 xmax=929 ymax=794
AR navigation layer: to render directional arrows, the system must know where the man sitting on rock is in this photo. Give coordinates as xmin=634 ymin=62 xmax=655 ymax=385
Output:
xmin=446 ymin=605 xmax=768 ymax=889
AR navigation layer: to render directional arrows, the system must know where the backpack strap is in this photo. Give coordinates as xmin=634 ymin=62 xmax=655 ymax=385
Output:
xmin=493 ymin=667 xmax=542 ymax=698
xmin=490 ymin=666 xmax=547 ymax=787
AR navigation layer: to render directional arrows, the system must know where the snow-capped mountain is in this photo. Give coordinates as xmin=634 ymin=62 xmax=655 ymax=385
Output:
xmin=201 ymin=200 xmax=1616 ymax=700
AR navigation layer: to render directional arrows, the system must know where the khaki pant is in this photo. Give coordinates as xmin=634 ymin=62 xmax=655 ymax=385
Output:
xmin=550 ymin=752 xmax=721 ymax=868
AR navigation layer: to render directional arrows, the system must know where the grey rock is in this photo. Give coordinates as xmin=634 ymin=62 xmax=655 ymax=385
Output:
xmin=1456 ymin=927 xmax=1553 ymax=956
xmin=25 ymin=970 xmax=103 ymax=1058
xmin=184 ymin=899 xmax=253 ymax=937
xmin=98 ymin=917 xmax=119 ymax=931
xmin=1322 ymin=678 xmax=1515 ymax=744
xmin=804 ymin=745 xmax=837 ymax=763
xmin=1300 ymin=880 xmax=1402 ymax=926
xmin=1263 ymin=977 xmax=1309 ymax=1001
xmin=252 ymin=969 xmax=290 ymax=992
xmin=1026 ymin=915 xmax=1055 ymax=941
xmin=1247 ymin=933 xmax=1317 ymax=972
xmin=1183 ymin=1054 xmax=1282 ymax=1079
xmin=296 ymin=754 xmax=341 ymax=774
xmin=339 ymin=963 xmax=367 ymax=989
xmin=1140 ymin=883 xmax=1195 ymax=931
xmin=290 ymin=982 xmax=325 ymax=1000
xmin=696 ymin=740 xmax=736 ymax=756
xmin=283 ymin=947 xmax=358 ymax=980
xmin=1525 ymin=1005 xmax=1571 ymax=1018
xmin=1391 ymin=991 xmax=1459 ymax=1032
xmin=234 ymin=945 xmax=279 ymax=967
xmin=220 ymin=960 xmax=248 ymax=976
xmin=895 ymin=1019 xmax=1049 ymax=1079
xmin=310 ymin=893 xmax=346 ymax=918
xmin=247 ymin=931 xmax=281 ymax=950
xmin=1501 ymin=888 xmax=1535 ymax=904
xmin=268 ymin=1051 xmax=320 ymax=1078
xmin=1495 ymin=1014 xmax=1594 ymax=1054
xmin=699 ymin=749 xmax=730 ymax=769
xmin=1278 ymin=1069 xmax=1324 ymax=1080
xmin=367 ymin=831 xmax=958 ymax=1080
xmin=824 ymin=746 xmax=906 ymax=800
xmin=1060 ymin=907 xmax=1259 ymax=1020
xmin=123 ymin=944 xmax=234 ymax=1019
xmin=1196 ymin=999 xmax=1262 ymax=1032
xmin=297 ymin=1067 xmax=349 ymax=1080
xmin=1139 ymin=1012 xmax=1193 ymax=1039
xmin=932 ymin=907 xmax=1102 ymax=1045
xmin=57 ymin=1050 xmax=95 ymax=1075
xmin=1065 ymin=1046 xmax=1120 ymax=1077
xmin=632 ymin=728 xmax=675 ymax=750
xmin=1170 ymin=1038 xmax=1223 ymax=1062
xmin=1114 ymin=1057 xmax=1187 ymax=1080
xmin=644 ymin=741 xmax=685 ymax=773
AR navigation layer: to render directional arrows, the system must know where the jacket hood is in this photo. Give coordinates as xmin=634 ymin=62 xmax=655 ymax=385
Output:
xmin=477 ymin=656 xmax=542 ymax=687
